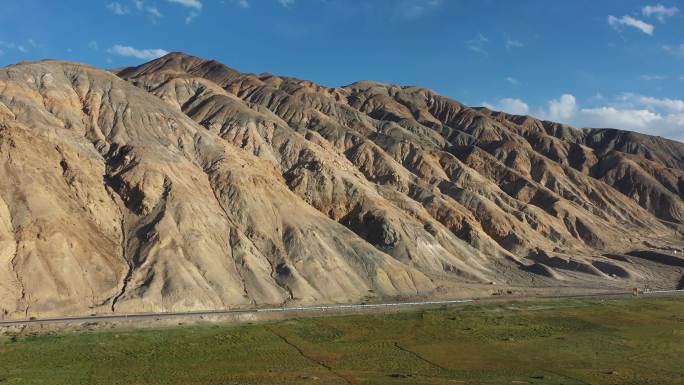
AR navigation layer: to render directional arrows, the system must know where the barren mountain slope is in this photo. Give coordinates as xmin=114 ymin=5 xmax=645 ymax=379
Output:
xmin=0 ymin=59 xmax=432 ymax=318
xmin=0 ymin=53 xmax=682 ymax=318
xmin=476 ymin=108 xmax=684 ymax=224
xmin=120 ymin=53 xmax=683 ymax=235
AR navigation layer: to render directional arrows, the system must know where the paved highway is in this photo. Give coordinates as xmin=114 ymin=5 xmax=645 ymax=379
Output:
xmin=1 ymin=289 xmax=682 ymax=327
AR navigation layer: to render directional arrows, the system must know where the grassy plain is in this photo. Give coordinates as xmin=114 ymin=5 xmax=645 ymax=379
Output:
xmin=1 ymin=297 xmax=683 ymax=384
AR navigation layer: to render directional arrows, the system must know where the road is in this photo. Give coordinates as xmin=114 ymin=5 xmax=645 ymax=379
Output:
xmin=1 ymin=289 xmax=682 ymax=327
xmin=0 ymin=299 xmax=474 ymax=326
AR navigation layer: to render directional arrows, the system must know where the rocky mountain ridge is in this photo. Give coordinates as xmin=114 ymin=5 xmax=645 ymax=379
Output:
xmin=0 ymin=52 xmax=681 ymax=318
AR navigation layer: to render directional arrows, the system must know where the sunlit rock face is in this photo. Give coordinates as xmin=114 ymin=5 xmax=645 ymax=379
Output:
xmin=0 ymin=53 xmax=681 ymax=318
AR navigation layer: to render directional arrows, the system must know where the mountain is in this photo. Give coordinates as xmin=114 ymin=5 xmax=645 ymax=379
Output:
xmin=0 ymin=52 xmax=682 ymax=318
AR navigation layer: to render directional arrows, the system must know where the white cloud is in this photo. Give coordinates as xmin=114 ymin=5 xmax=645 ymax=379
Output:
xmin=167 ymin=0 xmax=202 ymax=10
xmin=506 ymin=76 xmax=520 ymax=85
xmin=147 ymin=6 xmax=162 ymax=18
xmin=395 ymin=0 xmax=442 ymax=20
xmin=110 ymin=1 xmax=161 ymax=19
xmin=89 ymin=40 xmax=99 ymax=50
xmin=167 ymin=0 xmax=201 ymax=22
xmin=107 ymin=2 xmax=130 ymax=15
xmin=277 ymin=0 xmax=294 ymax=7
xmin=619 ymin=93 xmax=684 ymax=113
xmin=576 ymin=107 xmax=683 ymax=141
xmin=521 ymin=93 xmax=684 ymax=141
xmin=639 ymin=74 xmax=666 ymax=81
xmin=608 ymin=15 xmax=654 ymax=35
xmin=483 ymin=98 xmax=530 ymax=115
xmin=467 ymin=34 xmax=489 ymax=55
xmin=17 ymin=45 xmax=27 ymax=53
xmin=108 ymin=45 xmax=169 ymax=60
xmin=547 ymin=94 xmax=577 ymax=121
xmin=642 ymin=4 xmax=679 ymax=22
xmin=576 ymin=107 xmax=661 ymax=130
xmin=506 ymin=39 xmax=523 ymax=50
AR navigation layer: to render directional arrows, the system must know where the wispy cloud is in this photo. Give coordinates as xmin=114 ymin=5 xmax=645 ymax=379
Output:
xmin=467 ymin=34 xmax=489 ymax=55
xmin=277 ymin=0 xmax=294 ymax=7
xmin=505 ymin=39 xmax=523 ymax=50
xmin=663 ymin=43 xmax=684 ymax=56
xmin=109 ymin=1 xmax=161 ymax=19
xmin=185 ymin=11 xmax=200 ymax=23
xmin=0 ymin=40 xmax=28 ymax=54
xmin=107 ymin=2 xmax=130 ymax=15
xmin=227 ymin=0 xmax=248 ymax=8
xmin=482 ymin=98 xmax=529 ymax=115
xmin=167 ymin=0 xmax=202 ymax=10
xmin=639 ymin=74 xmax=666 ymax=81
xmin=166 ymin=0 xmax=202 ymax=22
xmin=108 ymin=45 xmax=169 ymax=60
xmin=89 ymin=40 xmax=99 ymax=50
xmin=619 ymin=93 xmax=684 ymax=113
xmin=147 ymin=6 xmax=162 ymax=18
xmin=506 ymin=76 xmax=520 ymax=85
xmin=608 ymin=15 xmax=654 ymax=35
xmin=642 ymin=4 xmax=679 ymax=22
xmin=395 ymin=0 xmax=442 ymax=20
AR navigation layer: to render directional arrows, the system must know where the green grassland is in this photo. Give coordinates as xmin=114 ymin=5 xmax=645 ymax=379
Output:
xmin=1 ymin=297 xmax=683 ymax=385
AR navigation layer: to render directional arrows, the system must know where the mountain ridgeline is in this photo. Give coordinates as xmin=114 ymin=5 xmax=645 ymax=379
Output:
xmin=0 ymin=52 xmax=682 ymax=318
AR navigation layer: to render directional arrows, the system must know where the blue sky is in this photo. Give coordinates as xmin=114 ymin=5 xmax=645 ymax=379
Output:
xmin=1 ymin=0 xmax=683 ymax=140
